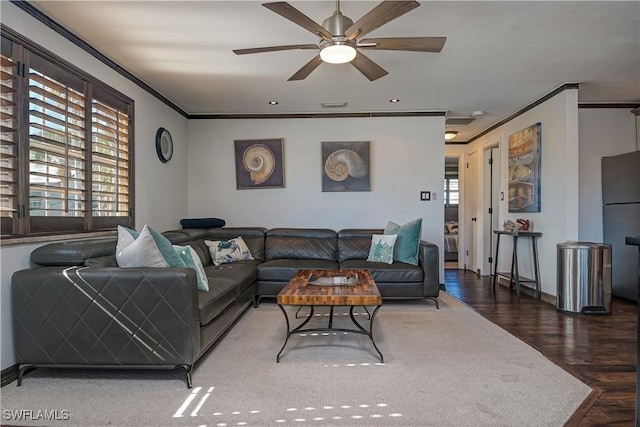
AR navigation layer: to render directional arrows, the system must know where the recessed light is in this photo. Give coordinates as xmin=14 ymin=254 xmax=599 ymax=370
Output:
xmin=268 ymin=101 xmax=278 ymax=105
xmin=444 ymin=131 xmax=458 ymax=140
xmin=389 ymin=99 xmax=400 ymax=103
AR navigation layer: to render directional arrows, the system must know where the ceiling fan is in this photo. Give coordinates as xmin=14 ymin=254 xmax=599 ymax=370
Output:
xmin=233 ymin=0 xmax=446 ymax=81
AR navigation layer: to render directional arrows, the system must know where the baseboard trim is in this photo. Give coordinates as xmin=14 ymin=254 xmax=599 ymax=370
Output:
xmin=1 ymin=364 xmax=19 ymax=387
xmin=496 ymin=276 xmax=556 ymax=305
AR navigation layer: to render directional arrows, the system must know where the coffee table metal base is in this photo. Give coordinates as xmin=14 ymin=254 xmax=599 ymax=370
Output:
xmin=276 ymin=304 xmax=383 ymax=363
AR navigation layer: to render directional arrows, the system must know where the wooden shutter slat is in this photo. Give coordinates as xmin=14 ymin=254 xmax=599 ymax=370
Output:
xmin=0 ymin=52 xmax=17 ymax=235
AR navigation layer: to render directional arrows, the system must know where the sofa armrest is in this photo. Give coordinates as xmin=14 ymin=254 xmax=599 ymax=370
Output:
xmin=12 ymin=266 xmax=200 ymax=367
xmin=418 ymin=240 xmax=440 ymax=297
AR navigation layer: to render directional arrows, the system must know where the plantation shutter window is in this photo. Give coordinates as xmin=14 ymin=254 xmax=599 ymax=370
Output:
xmin=28 ymin=62 xmax=87 ymax=233
xmin=91 ymin=96 xmax=131 ymax=229
xmin=1 ymin=29 xmax=134 ymax=238
xmin=0 ymin=40 xmax=18 ymax=236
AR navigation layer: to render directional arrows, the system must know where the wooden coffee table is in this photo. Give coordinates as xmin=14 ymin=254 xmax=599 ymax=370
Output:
xmin=276 ymin=269 xmax=383 ymax=362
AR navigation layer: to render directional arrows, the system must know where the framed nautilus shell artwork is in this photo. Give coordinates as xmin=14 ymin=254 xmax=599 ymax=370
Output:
xmin=321 ymin=141 xmax=371 ymax=192
xmin=234 ymin=139 xmax=285 ymax=189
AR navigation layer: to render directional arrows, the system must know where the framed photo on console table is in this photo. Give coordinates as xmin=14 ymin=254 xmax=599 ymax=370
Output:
xmin=321 ymin=141 xmax=371 ymax=192
xmin=234 ymin=138 xmax=285 ymax=189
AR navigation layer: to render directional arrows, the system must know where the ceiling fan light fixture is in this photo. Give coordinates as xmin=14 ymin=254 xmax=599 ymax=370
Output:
xmin=320 ymin=41 xmax=357 ymax=64
xmin=444 ymin=130 xmax=458 ymax=140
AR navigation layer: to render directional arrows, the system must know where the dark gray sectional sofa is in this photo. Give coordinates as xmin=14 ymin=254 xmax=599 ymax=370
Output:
xmin=11 ymin=226 xmax=439 ymax=388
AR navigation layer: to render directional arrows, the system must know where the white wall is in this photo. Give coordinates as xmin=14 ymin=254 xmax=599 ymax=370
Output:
xmin=464 ymin=89 xmax=580 ymax=297
xmin=0 ymin=3 xmax=189 ymax=370
xmin=188 ymin=116 xmax=445 ymax=273
xmin=578 ymin=108 xmax=637 ymax=242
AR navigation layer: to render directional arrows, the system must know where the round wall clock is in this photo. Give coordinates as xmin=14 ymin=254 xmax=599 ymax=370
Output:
xmin=155 ymin=127 xmax=173 ymax=163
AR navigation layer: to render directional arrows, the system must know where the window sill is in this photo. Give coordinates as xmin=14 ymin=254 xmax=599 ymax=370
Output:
xmin=0 ymin=230 xmax=117 ymax=247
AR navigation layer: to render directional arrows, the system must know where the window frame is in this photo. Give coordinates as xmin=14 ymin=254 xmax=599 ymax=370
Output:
xmin=444 ymin=177 xmax=459 ymax=207
xmin=1 ymin=25 xmax=135 ymax=239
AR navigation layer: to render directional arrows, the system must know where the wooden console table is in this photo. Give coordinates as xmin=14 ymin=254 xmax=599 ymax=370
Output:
xmin=492 ymin=230 xmax=542 ymax=299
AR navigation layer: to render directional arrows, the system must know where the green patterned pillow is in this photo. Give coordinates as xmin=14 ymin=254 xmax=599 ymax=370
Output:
xmin=367 ymin=234 xmax=398 ymax=264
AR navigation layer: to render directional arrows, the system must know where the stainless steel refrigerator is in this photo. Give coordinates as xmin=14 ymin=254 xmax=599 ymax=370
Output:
xmin=602 ymin=150 xmax=640 ymax=301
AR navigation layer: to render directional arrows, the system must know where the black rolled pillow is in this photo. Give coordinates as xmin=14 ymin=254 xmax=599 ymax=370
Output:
xmin=180 ymin=217 xmax=226 ymax=229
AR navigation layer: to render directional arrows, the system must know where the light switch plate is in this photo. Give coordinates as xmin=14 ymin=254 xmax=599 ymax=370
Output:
xmin=420 ymin=191 xmax=431 ymax=201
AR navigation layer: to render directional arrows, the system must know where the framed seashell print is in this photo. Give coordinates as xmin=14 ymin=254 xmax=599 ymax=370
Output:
xmin=234 ymin=138 xmax=285 ymax=189
xmin=321 ymin=141 xmax=371 ymax=192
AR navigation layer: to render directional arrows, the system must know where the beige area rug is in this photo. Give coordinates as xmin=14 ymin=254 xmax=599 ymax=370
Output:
xmin=1 ymin=292 xmax=591 ymax=426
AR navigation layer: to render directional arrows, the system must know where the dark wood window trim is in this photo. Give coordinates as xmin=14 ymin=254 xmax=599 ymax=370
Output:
xmin=1 ymin=26 xmax=135 ymax=239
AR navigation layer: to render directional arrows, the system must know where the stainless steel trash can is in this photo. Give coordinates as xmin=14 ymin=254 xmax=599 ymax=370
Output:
xmin=556 ymin=242 xmax=612 ymax=314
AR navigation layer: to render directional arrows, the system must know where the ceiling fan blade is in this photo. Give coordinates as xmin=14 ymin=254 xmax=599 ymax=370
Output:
xmin=288 ymin=55 xmax=323 ymax=81
xmin=359 ymin=37 xmax=446 ymax=52
xmin=345 ymin=1 xmax=420 ymax=40
xmin=351 ymin=52 xmax=388 ymax=81
xmin=263 ymin=2 xmax=333 ymax=40
xmin=233 ymin=44 xmax=318 ymax=55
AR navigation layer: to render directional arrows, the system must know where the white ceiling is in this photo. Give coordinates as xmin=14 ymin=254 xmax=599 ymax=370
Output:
xmin=28 ymin=0 xmax=640 ymax=141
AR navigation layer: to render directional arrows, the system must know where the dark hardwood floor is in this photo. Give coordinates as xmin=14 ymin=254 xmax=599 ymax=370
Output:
xmin=444 ymin=268 xmax=637 ymax=427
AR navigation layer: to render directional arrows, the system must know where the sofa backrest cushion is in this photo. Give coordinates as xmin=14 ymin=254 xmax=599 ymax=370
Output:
xmin=207 ymin=227 xmax=267 ymax=261
xmin=30 ymin=229 xmax=202 ymax=267
xmin=183 ymin=239 xmax=212 ymax=266
xmin=31 ymin=237 xmax=118 ymax=266
xmin=265 ymin=228 xmax=337 ymax=261
xmin=338 ymin=229 xmax=383 ymax=262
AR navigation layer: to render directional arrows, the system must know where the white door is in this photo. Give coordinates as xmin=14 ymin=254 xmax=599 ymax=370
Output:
xmin=483 ymin=145 xmax=501 ymax=275
xmin=466 ymin=151 xmax=480 ymax=273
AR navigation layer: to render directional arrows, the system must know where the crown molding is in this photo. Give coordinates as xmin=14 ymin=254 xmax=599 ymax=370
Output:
xmin=466 ymin=83 xmax=580 ymax=144
xmin=9 ymin=0 xmax=188 ymax=118
xmin=579 ymin=102 xmax=640 ymax=109
xmin=188 ymin=111 xmax=446 ymax=119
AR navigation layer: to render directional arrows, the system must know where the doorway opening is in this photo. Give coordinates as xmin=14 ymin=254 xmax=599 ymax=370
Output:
xmin=444 ymin=157 xmax=460 ymax=269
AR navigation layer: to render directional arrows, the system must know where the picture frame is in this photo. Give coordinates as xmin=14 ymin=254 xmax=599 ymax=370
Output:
xmin=508 ymin=123 xmax=542 ymax=212
xmin=321 ymin=141 xmax=371 ymax=192
xmin=234 ymin=138 xmax=285 ymax=189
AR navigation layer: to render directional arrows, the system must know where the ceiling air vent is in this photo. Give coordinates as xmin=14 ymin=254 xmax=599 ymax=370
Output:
xmin=446 ymin=117 xmax=476 ymax=125
xmin=321 ymin=101 xmax=348 ymax=108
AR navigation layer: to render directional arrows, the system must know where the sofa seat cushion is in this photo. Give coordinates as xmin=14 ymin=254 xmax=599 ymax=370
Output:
xmin=339 ymin=260 xmax=423 ymax=283
xmin=198 ymin=274 xmax=238 ymax=326
xmin=207 ymin=260 xmax=260 ymax=294
xmin=258 ymin=259 xmax=339 ymax=282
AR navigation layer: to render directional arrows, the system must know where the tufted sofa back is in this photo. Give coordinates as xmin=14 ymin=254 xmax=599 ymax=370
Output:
xmin=206 ymin=227 xmax=267 ymax=261
xmin=337 ymin=229 xmax=384 ymax=262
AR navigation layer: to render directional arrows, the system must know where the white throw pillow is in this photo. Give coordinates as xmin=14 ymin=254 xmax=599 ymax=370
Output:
xmin=204 ymin=237 xmax=255 ymax=266
xmin=367 ymin=234 xmax=397 ymax=264
xmin=116 ymin=224 xmax=185 ymax=268
xmin=115 ymin=225 xmax=138 ymax=258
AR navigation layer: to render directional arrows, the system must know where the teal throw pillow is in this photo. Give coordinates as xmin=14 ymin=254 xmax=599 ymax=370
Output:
xmin=384 ymin=218 xmax=422 ymax=266
xmin=174 ymin=245 xmax=209 ymax=292
xmin=367 ymin=234 xmax=397 ymax=264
